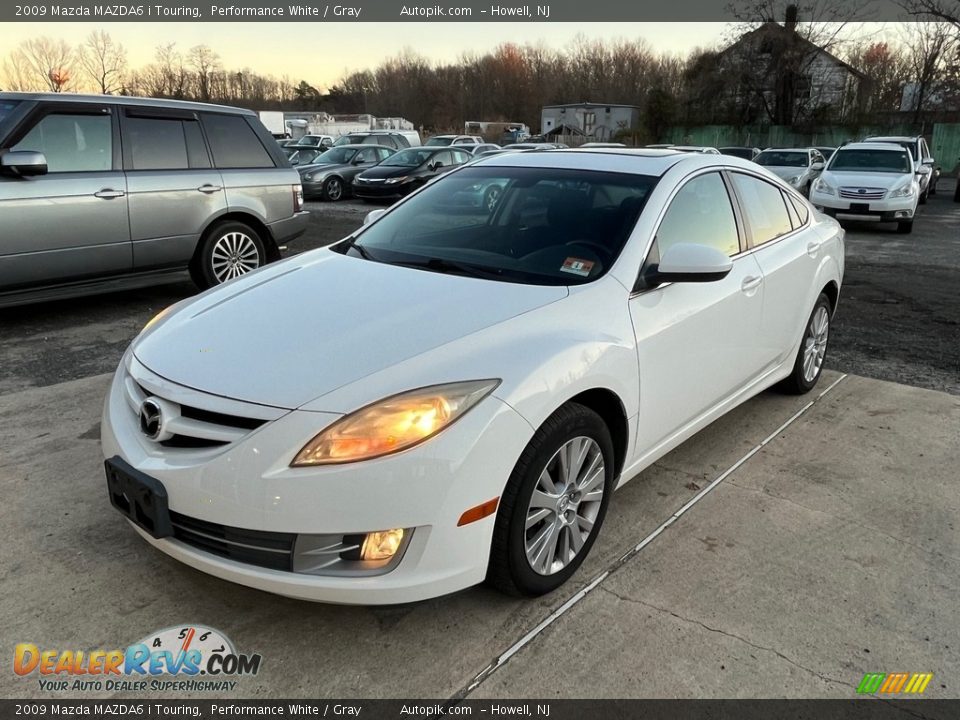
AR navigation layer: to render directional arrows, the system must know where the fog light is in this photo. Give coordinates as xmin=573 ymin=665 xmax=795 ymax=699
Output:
xmin=361 ymin=529 xmax=404 ymax=561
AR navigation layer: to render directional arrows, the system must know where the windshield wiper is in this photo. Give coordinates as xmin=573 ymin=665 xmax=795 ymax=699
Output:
xmin=340 ymin=236 xmax=379 ymax=261
xmin=391 ymin=256 xmax=504 ymax=280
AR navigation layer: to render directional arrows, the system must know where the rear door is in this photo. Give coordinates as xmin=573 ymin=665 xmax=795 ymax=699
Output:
xmin=121 ymin=107 xmax=227 ymax=270
xmin=0 ymin=101 xmax=129 ymax=290
xmin=729 ymin=172 xmax=819 ymax=368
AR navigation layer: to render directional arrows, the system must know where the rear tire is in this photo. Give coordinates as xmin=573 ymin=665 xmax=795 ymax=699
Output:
xmin=777 ymin=293 xmax=831 ymax=395
xmin=487 ymin=403 xmax=614 ymax=596
xmin=896 ymin=220 xmax=913 ymax=234
xmin=191 ymin=221 xmax=266 ymax=290
xmin=919 ymin=189 xmax=928 ymax=205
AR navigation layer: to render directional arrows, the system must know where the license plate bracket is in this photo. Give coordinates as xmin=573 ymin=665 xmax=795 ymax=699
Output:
xmin=105 ymin=457 xmax=173 ymax=539
xmin=849 ymin=202 xmax=870 ymax=213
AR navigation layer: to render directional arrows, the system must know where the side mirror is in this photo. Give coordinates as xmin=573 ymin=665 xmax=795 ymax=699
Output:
xmin=363 ymin=208 xmax=387 ymax=226
xmin=643 ymin=243 xmax=733 ymax=288
xmin=811 ymin=161 xmax=824 ymax=171
xmin=430 ymin=162 xmax=443 ymax=171
xmin=1 ymin=151 xmax=48 ymax=177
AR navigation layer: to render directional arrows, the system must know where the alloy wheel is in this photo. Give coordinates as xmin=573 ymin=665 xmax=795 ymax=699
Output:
xmin=210 ymin=232 xmax=261 ymax=283
xmin=524 ymin=436 xmax=605 ymax=576
xmin=326 ymin=178 xmax=343 ymax=201
xmin=802 ymin=305 xmax=829 ymax=383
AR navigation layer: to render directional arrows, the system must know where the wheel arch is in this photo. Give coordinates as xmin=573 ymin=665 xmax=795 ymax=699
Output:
xmin=821 ymin=279 xmax=840 ymax=315
xmin=563 ymin=388 xmax=630 ymax=481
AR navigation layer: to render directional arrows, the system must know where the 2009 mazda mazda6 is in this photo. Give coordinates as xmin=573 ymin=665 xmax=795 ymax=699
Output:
xmin=102 ymin=149 xmax=844 ymax=604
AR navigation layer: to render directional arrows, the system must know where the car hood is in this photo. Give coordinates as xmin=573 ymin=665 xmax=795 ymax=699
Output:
xmin=133 ymin=251 xmax=568 ymax=410
xmin=821 ymin=170 xmax=911 ymax=189
xmin=763 ymin=166 xmax=809 ymax=180
xmin=358 ymin=165 xmax=420 ymax=179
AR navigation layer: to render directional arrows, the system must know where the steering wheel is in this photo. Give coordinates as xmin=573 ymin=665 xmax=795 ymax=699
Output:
xmin=565 ymin=240 xmax=611 ymax=262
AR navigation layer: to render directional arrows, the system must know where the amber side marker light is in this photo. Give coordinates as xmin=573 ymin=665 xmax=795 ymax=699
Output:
xmin=458 ymin=497 xmax=500 ymax=527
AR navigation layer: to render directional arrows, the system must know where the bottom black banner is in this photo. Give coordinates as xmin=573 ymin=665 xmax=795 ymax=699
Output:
xmin=2 ymin=700 xmax=959 ymax=720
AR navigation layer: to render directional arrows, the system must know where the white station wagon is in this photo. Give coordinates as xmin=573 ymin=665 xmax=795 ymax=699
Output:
xmin=102 ymin=149 xmax=844 ymax=604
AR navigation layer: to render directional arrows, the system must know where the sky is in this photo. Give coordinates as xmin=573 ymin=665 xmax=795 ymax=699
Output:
xmin=1 ymin=22 xmax=735 ymax=90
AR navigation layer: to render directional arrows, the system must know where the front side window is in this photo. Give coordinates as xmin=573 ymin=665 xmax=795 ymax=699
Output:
xmin=355 ymin=147 xmax=378 ymax=164
xmin=656 ymin=172 xmax=740 ymax=259
xmin=12 ymin=112 xmax=112 ymax=172
xmin=381 ymin=148 xmax=434 ymax=167
xmin=730 ymin=173 xmax=793 ymax=246
xmin=342 ymin=167 xmax=656 ymax=286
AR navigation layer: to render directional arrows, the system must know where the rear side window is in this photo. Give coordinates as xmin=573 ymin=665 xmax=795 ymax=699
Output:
xmin=12 ymin=112 xmax=112 ymax=172
xmin=124 ymin=116 xmax=211 ymax=170
xmin=201 ymin=113 xmax=274 ymax=169
xmin=788 ymin=194 xmax=809 ymax=225
xmin=730 ymin=173 xmax=793 ymax=246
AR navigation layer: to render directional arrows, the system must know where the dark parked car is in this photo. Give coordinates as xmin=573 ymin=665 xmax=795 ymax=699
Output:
xmin=298 ymin=144 xmax=394 ymax=201
xmin=353 ymin=146 xmax=472 ymax=201
xmin=333 ymin=131 xmax=418 ymax=151
xmin=0 ymin=92 xmax=307 ymax=307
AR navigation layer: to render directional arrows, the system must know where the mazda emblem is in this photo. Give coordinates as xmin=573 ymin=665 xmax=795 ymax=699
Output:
xmin=139 ymin=398 xmax=163 ymax=440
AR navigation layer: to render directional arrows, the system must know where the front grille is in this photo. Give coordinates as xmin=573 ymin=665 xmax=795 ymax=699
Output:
xmin=170 ymin=511 xmax=296 ymax=571
xmin=839 ymin=187 xmax=886 ymax=200
xmin=123 ymin=372 xmax=269 ymax=449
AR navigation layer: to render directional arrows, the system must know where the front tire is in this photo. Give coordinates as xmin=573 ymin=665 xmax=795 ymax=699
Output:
xmin=322 ymin=176 xmax=344 ymax=202
xmin=778 ymin=293 xmax=831 ymax=395
xmin=191 ymin=221 xmax=266 ymax=290
xmin=897 ymin=220 xmax=914 ymax=234
xmin=488 ymin=403 xmax=614 ymax=596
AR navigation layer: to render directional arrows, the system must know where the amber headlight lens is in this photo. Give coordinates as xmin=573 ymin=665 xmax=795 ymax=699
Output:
xmin=291 ymin=379 xmax=500 ymax=466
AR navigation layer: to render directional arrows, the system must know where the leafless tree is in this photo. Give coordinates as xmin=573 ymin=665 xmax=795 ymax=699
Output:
xmin=900 ymin=21 xmax=957 ymax=120
xmin=188 ymin=45 xmax=220 ymax=102
xmin=5 ymin=37 xmax=76 ymax=92
xmin=77 ymin=30 xmax=127 ymax=94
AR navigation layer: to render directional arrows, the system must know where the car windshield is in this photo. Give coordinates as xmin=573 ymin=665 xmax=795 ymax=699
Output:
xmin=720 ymin=148 xmax=753 ymax=159
xmin=310 ymin=147 xmax=358 ymax=164
xmin=341 ymin=166 xmax=657 ymax=286
xmin=829 ymin=149 xmax=912 ymax=173
xmin=755 ymin=151 xmax=808 ymax=167
xmin=425 ymin=137 xmax=454 ymax=146
xmin=874 ymin=140 xmax=916 ymax=160
xmin=298 ymin=137 xmax=322 ymax=146
xmin=290 ymin=149 xmax=324 ymax=165
xmin=381 ymin=148 xmax=436 ymax=167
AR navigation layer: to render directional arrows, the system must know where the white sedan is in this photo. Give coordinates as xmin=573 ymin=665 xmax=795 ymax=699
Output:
xmin=102 ymin=149 xmax=844 ymax=604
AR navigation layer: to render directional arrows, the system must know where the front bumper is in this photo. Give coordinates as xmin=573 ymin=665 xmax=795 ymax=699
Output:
xmin=810 ymin=191 xmax=916 ymax=221
xmin=101 ymin=354 xmax=532 ymax=604
xmin=352 ymin=180 xmax=414 ymax=200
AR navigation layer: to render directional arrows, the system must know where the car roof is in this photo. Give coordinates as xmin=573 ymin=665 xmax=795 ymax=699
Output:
xmin=326 ymin=143 xmax=393 ymax=150
xmin=758 ymin=147 xmax=811 ymax=153
xmin=0 ymin=91 xmax=254 ymax=116
xmin=472 ymin=147 xmax=737 ymax=176
xmin=837 ymin=142 xmax=910 ymax=152
xmin=864 ymin=136 xmax=918 ymax=142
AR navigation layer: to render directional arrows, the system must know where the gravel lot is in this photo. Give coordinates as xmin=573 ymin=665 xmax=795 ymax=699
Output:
xmin=0 ymin=180 xmax=957 ymax=396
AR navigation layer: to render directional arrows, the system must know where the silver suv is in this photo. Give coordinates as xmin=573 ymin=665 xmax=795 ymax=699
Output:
xmin=0 ymin=93 xmax=308 ymax=308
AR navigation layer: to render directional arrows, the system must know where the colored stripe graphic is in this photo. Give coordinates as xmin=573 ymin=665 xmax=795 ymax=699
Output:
xmin=857 ymin=672 xmax=933 ymax=694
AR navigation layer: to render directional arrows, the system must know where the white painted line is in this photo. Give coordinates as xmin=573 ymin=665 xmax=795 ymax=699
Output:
xmin=454 ymin=374 xmax=849 ymax=699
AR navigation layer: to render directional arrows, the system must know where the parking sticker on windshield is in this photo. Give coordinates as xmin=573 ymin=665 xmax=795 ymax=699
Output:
xmin=561 ymin=258 xmax=594 ymax=277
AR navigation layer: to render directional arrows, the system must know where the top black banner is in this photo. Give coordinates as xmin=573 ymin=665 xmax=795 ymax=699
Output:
xmin=0 ymin=0 xmax=934 ymax=23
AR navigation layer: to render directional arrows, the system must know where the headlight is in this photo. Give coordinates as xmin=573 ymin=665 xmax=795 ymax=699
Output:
xmin=889 ymin=183 xmax=914 ymax=198
xmin=384 ymin=176 xmax=410 ymax=185
xmin=814 ymin=178 xmax=835 ymax=196
xmin=302 ymin=173 xmax=314 ymax=182
xmin=291 ymin=379 xmax=500 ymax=466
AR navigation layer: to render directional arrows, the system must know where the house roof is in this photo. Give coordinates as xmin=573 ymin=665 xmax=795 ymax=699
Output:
xmin=542 ymin=103 xmax=640 ymax=110
xmin=721 ymin=22 xmax=868 ymax=80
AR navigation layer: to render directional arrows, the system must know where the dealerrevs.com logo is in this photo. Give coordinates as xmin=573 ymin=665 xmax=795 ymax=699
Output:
xmin=14 ymin=625 xmax=262 ymax=693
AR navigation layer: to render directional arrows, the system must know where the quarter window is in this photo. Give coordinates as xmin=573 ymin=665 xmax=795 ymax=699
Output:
xmin=730 ymin=173 xmax=793 ymax=246
xmin=201 ymin=113 xmax=274 ymax=169
xmin=656 ymin=172 xmax=740 ymax=258
xmin=12 ymin=112 xmax=112 ymax=172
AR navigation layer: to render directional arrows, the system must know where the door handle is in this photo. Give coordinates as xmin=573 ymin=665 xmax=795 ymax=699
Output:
xmin=197 ymin=184 xmax=222 ymax=194
xmin=94 ymin=189 xmax=125 ymax=199
xmin=741 ymin=276 xmax=763 ymax=292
